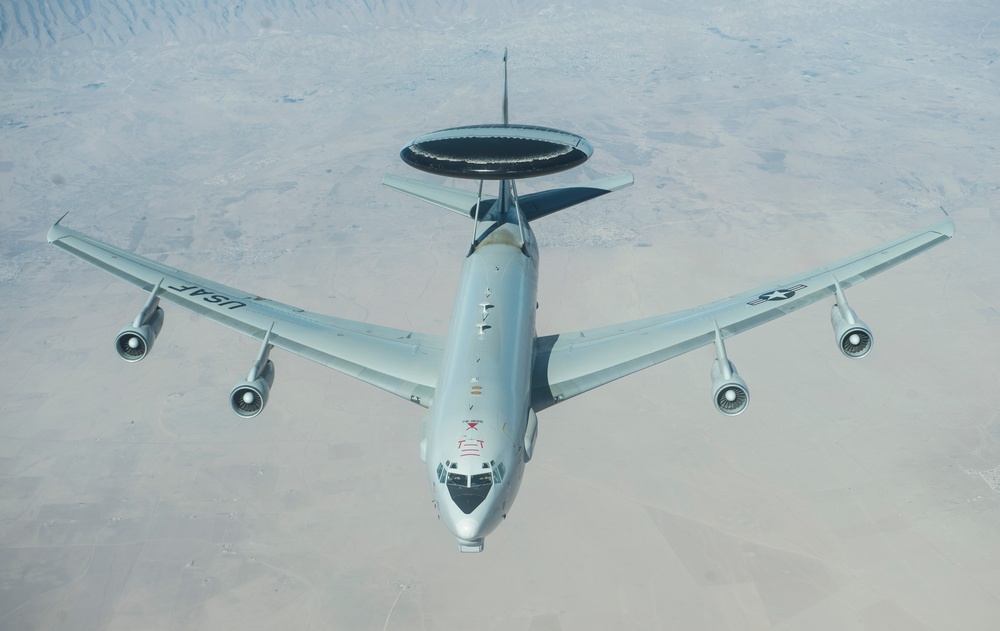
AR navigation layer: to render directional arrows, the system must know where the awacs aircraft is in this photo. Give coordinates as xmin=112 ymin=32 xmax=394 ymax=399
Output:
xmin=49 ymin=55 xmax=954 ymax=552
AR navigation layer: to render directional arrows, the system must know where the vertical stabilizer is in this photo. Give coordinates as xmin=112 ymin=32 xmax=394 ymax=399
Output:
xmin=502 ymin=48 xmax=509 ymax=125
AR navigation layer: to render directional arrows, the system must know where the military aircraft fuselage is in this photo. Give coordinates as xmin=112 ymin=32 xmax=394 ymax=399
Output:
xmin=423 ymin=186 xmax=538 ymax=552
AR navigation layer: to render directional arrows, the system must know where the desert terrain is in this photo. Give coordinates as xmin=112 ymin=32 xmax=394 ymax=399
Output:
xmin=1 ymin=1 xmax=998 ymax=629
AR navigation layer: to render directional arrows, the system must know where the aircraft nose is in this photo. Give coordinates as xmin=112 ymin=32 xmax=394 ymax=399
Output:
xmin=454 ymin=518 xmax=484 ymax=552
xmin=455 ymin=518 xmax=480 ymax=541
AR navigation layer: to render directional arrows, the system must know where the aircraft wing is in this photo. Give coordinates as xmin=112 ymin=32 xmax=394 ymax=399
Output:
xmin=532 ymin=218 xmax=955 ymax=410
xmin=48 ymin=221 xmax=443 ymax=407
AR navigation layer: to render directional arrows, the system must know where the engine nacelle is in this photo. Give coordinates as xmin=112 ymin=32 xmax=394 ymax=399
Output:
xmin=711 ymin=358 xmax=750 ymax=416
xmin=831 ymin=303 xmax=873 ymax=358
xmin=115 ymin=306 xmax=164 ymax=362
xmin=230 ymin=360 xmax=275 ymax=418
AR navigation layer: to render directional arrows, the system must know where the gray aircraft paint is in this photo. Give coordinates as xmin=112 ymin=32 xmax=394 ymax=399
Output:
xmin=423 ymin=181 xmax=539 ymax=551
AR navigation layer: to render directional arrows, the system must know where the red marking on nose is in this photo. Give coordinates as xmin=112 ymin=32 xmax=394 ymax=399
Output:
xmin=458 ymin=438 xmax=485 ymax=456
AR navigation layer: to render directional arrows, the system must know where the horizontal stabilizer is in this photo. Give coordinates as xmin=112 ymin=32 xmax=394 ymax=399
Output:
xmin=382 ymin=174 xmax=495 ymax=218
xmin=519 ymin=173 xmax=634 ymax=221
xmin=382 ymin=172 xmax=633 ymax=221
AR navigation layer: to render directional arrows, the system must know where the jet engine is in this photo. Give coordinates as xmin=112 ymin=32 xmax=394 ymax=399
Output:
xmin=831 ymin=281 xmax=873 ymax=359
xmin=230 ymin=359 xmax=275 ymax=418
xmin=230 ymin=325 xmax=276 ymax=418
xmin=115 ymin=281 xmax=165 ymax=362
xmin=711 ymin=358 xmax=750 ymax=416
xmin=710 ymin=324 xmax=749 ymax=416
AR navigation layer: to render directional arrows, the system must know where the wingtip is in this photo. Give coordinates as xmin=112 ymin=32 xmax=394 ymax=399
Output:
xmin=587 ymin=173 xmax=634 ymax=192
xmin=938 ymin=206 xmax=956 ymax=238
xmin=47 ymin=212 xmax=71 ymax=243
xmin=941 ymin=216 xmax=957 ymax=239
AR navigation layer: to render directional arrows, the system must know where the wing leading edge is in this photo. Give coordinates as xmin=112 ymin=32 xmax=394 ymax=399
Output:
xmin=532 ymin=218 xmax=955 ymax=411
xmin=48 ymin=222 xmax=443 ymax=406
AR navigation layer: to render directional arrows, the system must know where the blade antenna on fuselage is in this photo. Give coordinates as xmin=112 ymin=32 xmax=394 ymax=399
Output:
xmin=511 ymin=180 xmax=527 ymax=250
xmin=469 ymin=178 xmax=485 ymax=256
xmin=502 ymin=48 xmax=509 ymax=126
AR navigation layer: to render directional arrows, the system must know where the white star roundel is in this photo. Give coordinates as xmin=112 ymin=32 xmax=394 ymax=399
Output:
xmin=747 ymin=284 xmax=807 ymax=306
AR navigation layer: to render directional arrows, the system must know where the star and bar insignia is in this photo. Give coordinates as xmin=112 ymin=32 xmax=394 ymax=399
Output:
xmin=747 ymin=284 xmax=807 ymax=306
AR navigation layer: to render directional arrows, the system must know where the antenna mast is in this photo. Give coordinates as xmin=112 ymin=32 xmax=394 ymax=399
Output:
xmin=502 ymin=48 xmax=509 ymax=125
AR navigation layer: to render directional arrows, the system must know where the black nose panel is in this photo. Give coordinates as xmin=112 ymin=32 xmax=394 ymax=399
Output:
xmin=447 ymin=474 xmax=493 ymax=514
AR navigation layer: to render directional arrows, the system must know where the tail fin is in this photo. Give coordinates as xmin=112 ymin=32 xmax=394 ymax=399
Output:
xmin=502 ymin=48 xmax=509 ymax=125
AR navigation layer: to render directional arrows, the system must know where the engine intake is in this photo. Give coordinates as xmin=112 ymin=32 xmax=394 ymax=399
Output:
xmin=230 ymin=359 xmax=275 ymax=418
xmin=115 ymin=306 xmax=164 ymax=362
xmin=712 ymin=359 xmax=750 ymax=416
xmin=837 ymin=323 xmax=873 ymax=357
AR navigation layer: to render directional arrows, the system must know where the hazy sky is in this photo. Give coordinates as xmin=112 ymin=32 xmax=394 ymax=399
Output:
xmin=2 ymin=1 xmax=999 ymax=629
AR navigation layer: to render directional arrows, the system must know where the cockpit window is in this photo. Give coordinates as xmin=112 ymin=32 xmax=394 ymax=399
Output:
xmin=493 ymin=462 xmax=506 ymax=484
xmin=470 ymin=472 xmax=492 ymax=487
xmin=436 ymin=463 xmax=447 ymax=483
